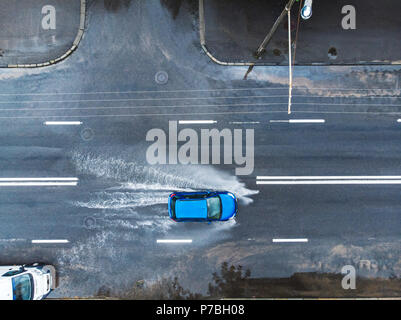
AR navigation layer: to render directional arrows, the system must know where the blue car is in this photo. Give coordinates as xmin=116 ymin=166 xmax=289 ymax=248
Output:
xmin=168 ymin=191 xmax=238 ymax=222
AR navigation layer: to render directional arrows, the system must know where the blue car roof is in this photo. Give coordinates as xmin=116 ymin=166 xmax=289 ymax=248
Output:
xmin=175 ymin=199 xmax=207 ymax=219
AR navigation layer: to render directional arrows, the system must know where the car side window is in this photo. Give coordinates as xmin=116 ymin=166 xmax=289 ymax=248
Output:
xmin=184 ymin=193 xmax=208 ymax=199
xmin=2 ymin=270 xmax=24 ymax=277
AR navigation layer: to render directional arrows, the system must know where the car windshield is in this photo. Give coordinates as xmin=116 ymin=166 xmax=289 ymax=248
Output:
xmin=12 ymin=274 xmax=33 ymax=300
xmin=170 ymin=197 xmax=177 ymax=218
xmin=206 ymin=196 xmax=222 ymax=220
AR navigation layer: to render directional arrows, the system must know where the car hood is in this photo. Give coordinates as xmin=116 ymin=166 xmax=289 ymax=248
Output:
xmin=220 ymin=193 xmax=237 ymax=220
xmin=175 ymin=199 xmax=207 ymax=219
xmin=33 ymin=273 xmax=50 ymax=299
xmin=0 ymin=278 xmax=13 ymax=300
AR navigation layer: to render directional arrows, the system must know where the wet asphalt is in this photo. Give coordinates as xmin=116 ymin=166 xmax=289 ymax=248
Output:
xmin=0 ymin=0 xmax=400 ymax=297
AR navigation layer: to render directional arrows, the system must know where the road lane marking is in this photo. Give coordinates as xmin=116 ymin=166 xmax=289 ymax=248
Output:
xmin=4 ymin=108 xmax=401 ymax=121
xmin=44 ymin=121 xmax=82 ymax=125
xmin=257 ymin=180 xmax=401 ymax=185
xmin=0 ymin=239 xmax=26 ymax=243
xmin=0 ymin=111 xmax=286 ymax=120
xmin=273 ymin=239 xmax=308 ymax=243
xmin=31 ymin=240 xmax=70 ymax=244
xmin=1 ymin=100 xmax=400 ymax=113
xmin=0 ymin=177 xmax=78 ymax=187
xmin=156 ymin=239 xmax=192 ymax=243
xmin=257 ymin=176 xmax=401 ymax=180
xmin=0 ymin=102 xmax=285 ymax=112
xmin=0 ymin=95 xmax=290 ymax=104
xmin=178 ymin=120 xmax=217 ymax=124
xmin=229 ymin=121 xmax=260 ymax=124
xmin=0 ymin=182 xmax=77 ymax=186
xmin=270 ymin=119 xmax=325 ymax=123
xmin=0 ymin=177 xmax=78 ymax=181
xmin=288 ymin=119 xmax=325 ymax=123
xmin=257 ymin=176 xmax=401 ymax=185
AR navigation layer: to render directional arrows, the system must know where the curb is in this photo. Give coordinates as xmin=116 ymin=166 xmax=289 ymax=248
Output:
xmin=199 ymin=0 xmax=256 ymax=67
xmin=2 ymin=0 xmax=86 ymax=68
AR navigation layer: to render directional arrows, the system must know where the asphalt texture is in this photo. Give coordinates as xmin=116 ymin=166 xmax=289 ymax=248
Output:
xmin=203 ymin=0 xmax=401 ymax=65
xmin=0 ymin=0 xmax=81 ymax=65
xmin=0 ymin=0 xmax=400 ymax=298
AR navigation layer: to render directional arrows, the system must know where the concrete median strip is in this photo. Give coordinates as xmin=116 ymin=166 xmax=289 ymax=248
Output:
xmin=3 ymin=0 xmax=86 ymax=68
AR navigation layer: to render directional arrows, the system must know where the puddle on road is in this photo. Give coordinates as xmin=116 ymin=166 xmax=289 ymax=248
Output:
xmin=71 ymin=151 xmax=258 ymax=205
xmin=70 ymin=150 xmax=258 ymax=233
xmin=57 ymin=149 xmax=260 ymax=296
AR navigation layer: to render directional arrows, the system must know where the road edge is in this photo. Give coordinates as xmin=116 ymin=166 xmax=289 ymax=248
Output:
xmin=0 ymin=0 xmax=86 ymax=69
xmin=199 ymin=0 xmax=254 ymax=67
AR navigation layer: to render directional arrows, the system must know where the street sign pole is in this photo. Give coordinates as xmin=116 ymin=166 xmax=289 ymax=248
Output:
xmin=254 ymin=0 xmax=297 ymax=58
xmin=287 ymin=8 xmax=293 ymax=114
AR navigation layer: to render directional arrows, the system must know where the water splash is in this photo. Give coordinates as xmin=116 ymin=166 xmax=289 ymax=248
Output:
xmin=71 ymin=151 xmax=259 ymax=204
xmin=71 ymin=151 xmax=257 ymax=234
xmin=75 ymin=191 xmax=169 ymax=210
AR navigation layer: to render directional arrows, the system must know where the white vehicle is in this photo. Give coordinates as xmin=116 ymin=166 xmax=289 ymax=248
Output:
xmin=0 ymin=263 xmax=57 ymax=300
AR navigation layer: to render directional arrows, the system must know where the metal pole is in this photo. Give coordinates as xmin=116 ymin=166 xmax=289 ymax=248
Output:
xmin=254 ymin=0 xmax=297 ymax=58
xmin=287 ymin=8 xmax=293 ymax=115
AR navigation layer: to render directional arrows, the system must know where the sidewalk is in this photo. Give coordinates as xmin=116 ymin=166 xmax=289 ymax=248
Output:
xmin=201 ymin=0 xmax=401 ymax=65
xmin=0 ymin=0 xmax=84 ymax=67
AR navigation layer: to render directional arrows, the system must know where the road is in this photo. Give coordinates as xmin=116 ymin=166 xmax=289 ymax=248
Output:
xmin=0 ymin=0 xmax=400 ymax=297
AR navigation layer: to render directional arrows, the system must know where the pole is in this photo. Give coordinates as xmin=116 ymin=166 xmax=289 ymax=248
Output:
xmin=254 ymin=0 xmax=297 ymax=58
xmin=287 ymin=8 xmax=293 ymax=115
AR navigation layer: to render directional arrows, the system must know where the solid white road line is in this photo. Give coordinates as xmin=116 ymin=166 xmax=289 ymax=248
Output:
xmin=273 ymin=239 xmax=308 ymax=243
xmin=0 ymin=182 xmax=78 ymax=186
xmin=31 ymin=240 xmax=70 ymax=244
xmin=0 ymin=177 xmax=78 ymax=186
xmin=257 ymin=180 xmax=401 ymax=185
xmin=44 ymin=121 xmax=82 ymax=125
xmin=0 ymin=110 xmax=395 ymax=121
xmin=256 ymin=176 xmax=401 ymax=180
xmin=178 ymin=120 xmax=217 ymax=124
xmin=270 ymin=119 xmax=325 ymax=123
xmin=0 ymin=177 xmax=78 ymax=181
xmin=0 ymin=94 xmax=290 ymax=104
xmin=289 ymin=119 xmax=325 ymax=123
xmin=156 ymin=239 xmax=192 ymax=243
